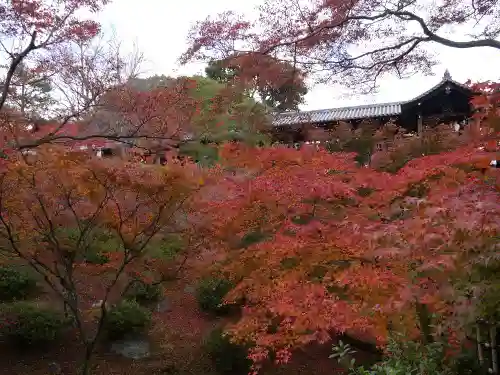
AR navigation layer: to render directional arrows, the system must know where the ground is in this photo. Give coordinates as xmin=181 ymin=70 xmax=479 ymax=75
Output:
xmin=0 ymin=250 xmax=378 ymax=375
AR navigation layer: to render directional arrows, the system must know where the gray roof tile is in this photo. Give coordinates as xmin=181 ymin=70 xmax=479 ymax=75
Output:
xmin=272 ymin=72 xmax=474 ymax=127
xmin=272 ymin=102 xmax=402 ymax=126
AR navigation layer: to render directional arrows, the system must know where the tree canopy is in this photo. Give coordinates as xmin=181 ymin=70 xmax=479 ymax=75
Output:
xmin=1 ymin=1 xmax=499 ymax=375
xmin=182 ymin=0 xmax=500 ymax=92
xmin=197 ymin=138 xmax=499 ymax=373
xmin=0 ymin=2 xmax=211 ymax=372
xmin=115 ymin=74 xmax=271 ymax=165
xmin=192 ymin=83 xmax=500 ymax=373
xmin=205 ymin=58 xmax=308 ymax=112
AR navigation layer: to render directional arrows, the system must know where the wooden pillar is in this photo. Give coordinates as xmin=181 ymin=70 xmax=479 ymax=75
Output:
xmin=491 ymin=325 xmax=498 ymax=374
xmin=154 ymin=153 xmax=162 ymax=164
xmin=477 ymin=325 xmax=485 ymax=367
xmin=119 ymin=145 xmax=127 ymax=160
xmin=417 ymin=102 xmax=423 ymax=136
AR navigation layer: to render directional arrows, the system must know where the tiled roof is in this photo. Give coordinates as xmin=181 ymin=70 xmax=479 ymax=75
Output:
xmin=272 ymin=70 xmax=474 ymax=127
xmin=407 ymin=76 xmax=473 ymax=104
xmin=272 ymin=102 xmax=402 ymax=127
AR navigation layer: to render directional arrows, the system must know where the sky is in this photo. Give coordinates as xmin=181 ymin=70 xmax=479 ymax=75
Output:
xmin=97 ymin=0 xmax=500 ymax=111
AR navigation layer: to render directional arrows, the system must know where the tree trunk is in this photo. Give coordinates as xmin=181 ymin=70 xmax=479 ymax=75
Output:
xmin=80 ymin=345 xmax=94 ymax=375
xmin=416 ymin=302 xmax=434 ymax=344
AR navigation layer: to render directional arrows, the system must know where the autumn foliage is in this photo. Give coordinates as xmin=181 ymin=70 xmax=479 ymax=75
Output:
xmin=0 ymin=2 xmax=219 ymax=373
xmin=2 ymin=2 xmax=500 ymax=375
xmin=0 ymin=140 xmax=207 ymax=367
xmin=182 ymin=0 xmax=500 ymax=92
xmin=196 ymin=124 xmax=499 ymax=371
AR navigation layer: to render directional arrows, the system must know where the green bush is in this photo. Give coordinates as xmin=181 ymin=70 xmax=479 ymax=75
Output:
xmin=356 ymin=187 xmax=375 ymax=197
xmin=238 ymin=230 xmax=267 ymax=248
xmin=104 ymin=299 xmax=151 ymax=340
xmin=0 ymin=265 xmax=37 ymax=302
xmin=195 ymin=277 xmax=234 ymax=315
xmin=405 ymin=182 xmax=429 ymax=198
xmin=367 ymin=339 xmax=451 ymax=375
xmin=124 ymin=280 xmax=163 ymax=305
xmin=332 ymin=337 xmax=484 ymax=375
xmin=0 ymin=302 xmax=68 ymax=346
xmin=84 ymin=250 xmax=109 ymax=265
xmin=203 ymin=327 xmax=252 ymax=375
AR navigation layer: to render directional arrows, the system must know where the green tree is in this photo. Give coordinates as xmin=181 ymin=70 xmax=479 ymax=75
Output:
xmin=183 ymin=75 xmax=270 ymax=165
xmin=205 ymin=61 xmax=238 ymax=84
xmin=205 ymin=58 xmax=308 ymax=112
xmin=126 ymin=75 xmax=270 ymax=165
xmin=127 ymin=74 xmax=175 ymax=91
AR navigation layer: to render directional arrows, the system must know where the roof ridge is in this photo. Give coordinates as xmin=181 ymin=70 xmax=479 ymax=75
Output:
xmin=400 ymin=76 xmax=473 ymax=105
xmin=276 ymin=100 xmax=403 ymax=116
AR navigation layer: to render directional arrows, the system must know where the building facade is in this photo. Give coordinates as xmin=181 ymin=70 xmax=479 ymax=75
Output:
xmin=271 ymin=70 xmax=478 ymax=144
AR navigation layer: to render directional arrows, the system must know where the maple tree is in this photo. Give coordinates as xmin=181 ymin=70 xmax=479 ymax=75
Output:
xmin=0 ymin=0 xmax=109 ymax=110
xmin=0 ymin=2 xmax=217 ymax=374
xmin=0 ymin=145 xmax=206 ymax=373
xmin=1 ymin=2 xmax=150 ymax=155
xmin=182 ymin=1 xmax=500 ymax=92
xmin=197 ymin=114 xmax=499 ymax=373
xmin=321 ymin=120 xmax=378 ymax=166
xmin=1 ymin=2 xmax=270 ymax=160
xmin=368 ymin=122 xmax=469 ymax=172
xmin=1 ymin=1 xmax=203 ymax=154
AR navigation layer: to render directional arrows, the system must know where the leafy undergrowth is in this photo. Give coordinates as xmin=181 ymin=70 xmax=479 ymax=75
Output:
xmin=0 ymin=266 xmax=374 ymax=375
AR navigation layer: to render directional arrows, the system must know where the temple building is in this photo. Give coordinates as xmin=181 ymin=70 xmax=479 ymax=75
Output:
xmin=271 ymin=70 xmax=479 ymax=143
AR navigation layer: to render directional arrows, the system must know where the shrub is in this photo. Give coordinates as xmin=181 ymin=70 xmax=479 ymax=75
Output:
xmin=195 ymin=277 xmax=234 ymax=315
xmin=332 ymin=337 xmax=481 ymax=375
xmin=124 ymin=280 xmax=163 ymax=305
xmin=0 ymin=302 xmax=68 ymax=346
xmin=405 ymin=182 xmax=429 ymax=198
xmin=356 ymin=187 xmax=375 ymax=197
xmin=369 ymin=339 xmax=451 ymax=375
xmin=104 ymin=299 xmax=151 ymax=340
xmin=84 ymin=250 xmax=109 ymax=265
xmin=203 ymin=327 xmax=252 ymax=375
xmin=238 ymin=230 xmax=268 ymax=248
xmin=0 ymin=265 xmax=37 ymax=302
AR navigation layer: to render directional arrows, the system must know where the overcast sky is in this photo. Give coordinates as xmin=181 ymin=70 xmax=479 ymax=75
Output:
xmin=97 ymin=0 xmax=500 ymax=111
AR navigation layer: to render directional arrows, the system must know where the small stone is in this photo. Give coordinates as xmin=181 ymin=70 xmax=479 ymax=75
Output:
xmin=184 ymin=285 xmax=195 ymax=294
xmin=111 ymin=337 xmax=150 ymax=360
xmin=156 ymin=297 xmax=172 ymax=313
xmin=48 ymin=362 xmax=62 ymax=375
